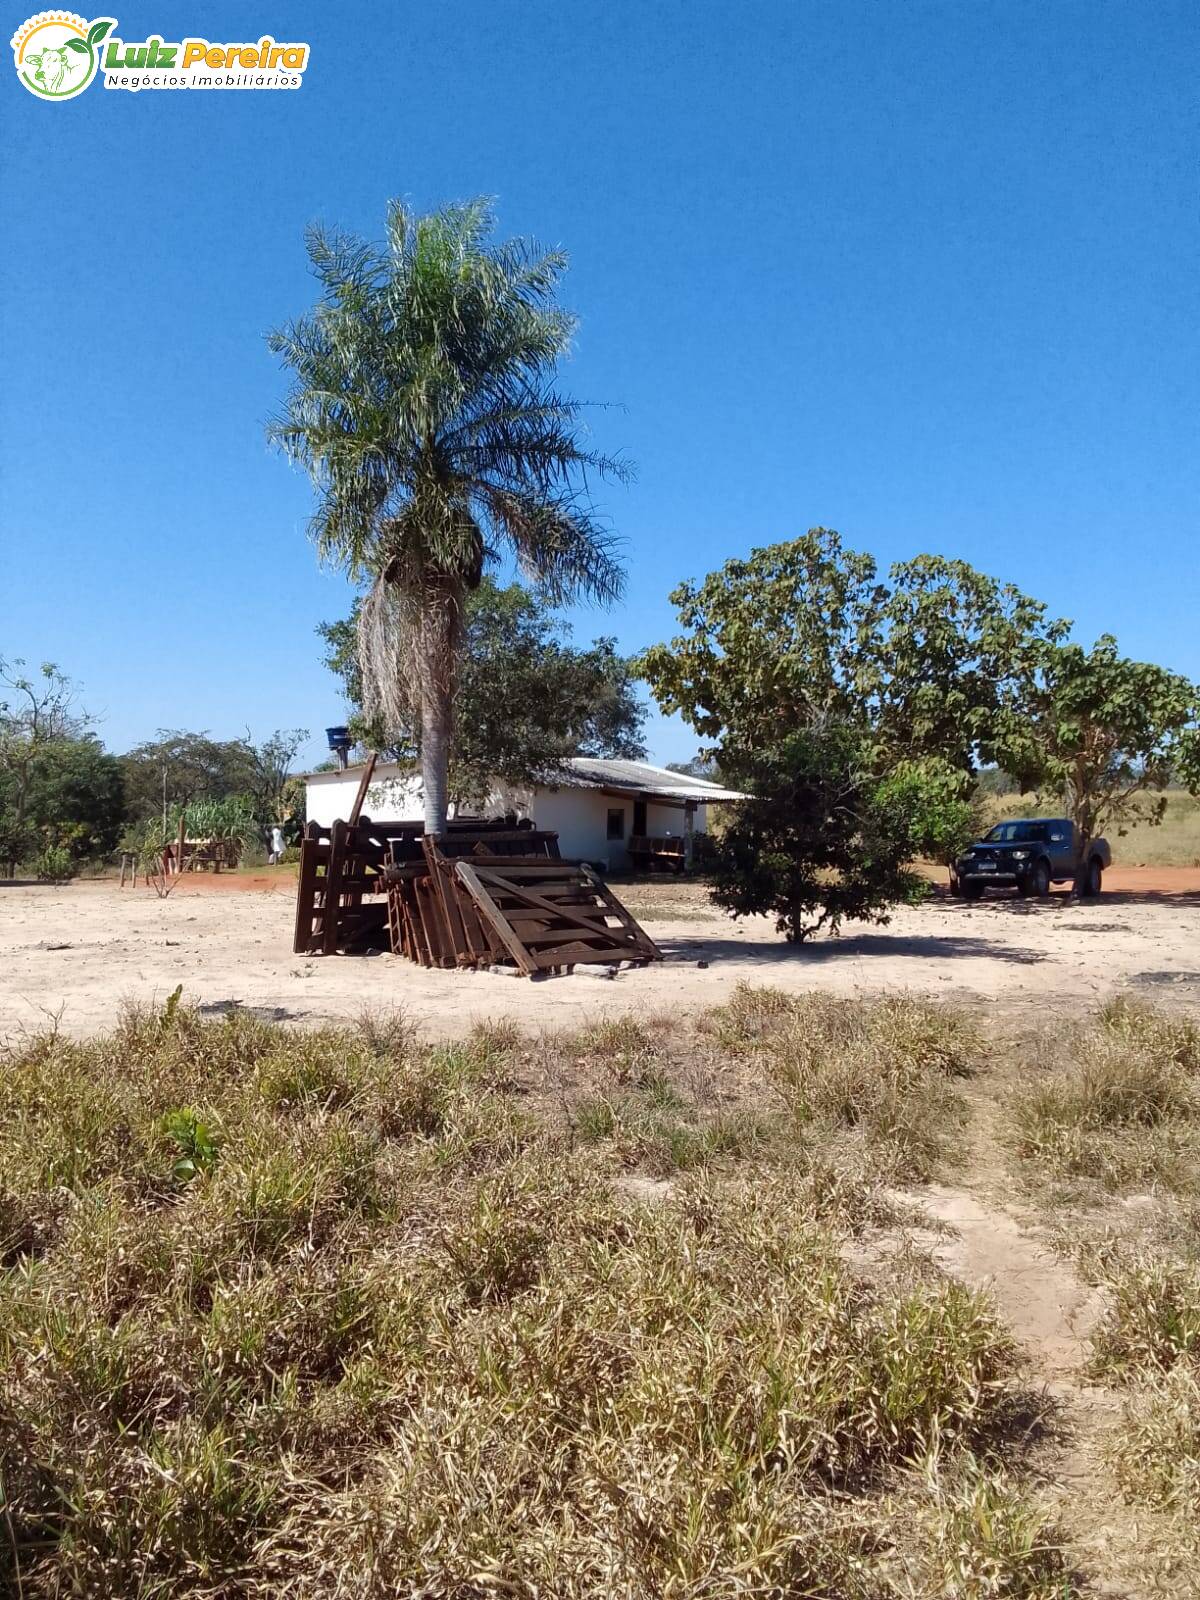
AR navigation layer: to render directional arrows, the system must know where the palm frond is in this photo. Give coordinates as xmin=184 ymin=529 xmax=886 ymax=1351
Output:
xmin=268 ymin=198 xmax=628 ymax=597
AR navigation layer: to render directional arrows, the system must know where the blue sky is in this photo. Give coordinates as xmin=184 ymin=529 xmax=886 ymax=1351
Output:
xmin=2 ymin=0 xmax=1196 ymax=769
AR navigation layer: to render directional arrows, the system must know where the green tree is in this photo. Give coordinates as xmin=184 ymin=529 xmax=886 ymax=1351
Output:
xmin=641 ymin=531 xmax=1061 ymax=774
xmin=994 ymin=636 xmax=1200 ymax=890
xmin=121 ymin=730 xmax=258 ymax=825
xmin=710 ymin=728 xmax=976 ymax=940
xmin=641 ymin=531 xmax=890 ymax=752
xmin=640 ymin=531 xmax=1060 ymax=935
xmin=319 ymin=579 xmax=644 ymax=803
xmin=0 ymin=659 xmax=89 ymax=876
xmin=243 ymin=728 xmax=309 ymax=824
xmin=269 ymin=198 xmax=626 ymax=833
xmin=25 ymin=736 xmax=125 ymax=862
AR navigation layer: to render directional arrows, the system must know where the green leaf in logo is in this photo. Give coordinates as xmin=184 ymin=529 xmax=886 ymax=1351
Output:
xmin=86 ymin=19 xmax=113 ymax=46
xmin=65 ymin=37 xmax=89 ymax=52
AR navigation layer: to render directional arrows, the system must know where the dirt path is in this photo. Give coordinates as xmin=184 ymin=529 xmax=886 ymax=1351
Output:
xmin=900 ymin=1085 xmax=1175 ymax=1595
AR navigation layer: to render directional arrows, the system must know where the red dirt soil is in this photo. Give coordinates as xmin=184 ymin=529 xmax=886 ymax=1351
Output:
xmin=940 ymin=864 xmax=1200 ymax=900
xmin=112 ymin=870 xmax=299 ymax=895
xmin=100 ymin=864 xmax=1200 ymax=899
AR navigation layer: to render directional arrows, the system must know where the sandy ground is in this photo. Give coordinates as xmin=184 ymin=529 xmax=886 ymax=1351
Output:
xmin=2 ymin=868 xmax=1198 ymax=1042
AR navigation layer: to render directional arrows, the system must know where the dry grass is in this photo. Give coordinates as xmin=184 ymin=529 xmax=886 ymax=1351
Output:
xmin=1006 ymin=997 xmax=1200 ymax=1572
xmin=706 ymin=986 xmax=983 ymax=1183
xmin=1109 ymin=1365 xmax=1200 ymax=1519
xmin=0 ymin=994 xmax=1073 ymax=1598
xmin=1010 ymin=998 xmax=1200 ymax=1196
xmin=1087 ymin=1252 xmax=1200 ymax=1559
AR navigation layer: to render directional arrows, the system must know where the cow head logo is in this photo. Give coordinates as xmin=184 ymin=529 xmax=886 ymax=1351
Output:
xmin=11 ymin=12 xmax=114 ymax=100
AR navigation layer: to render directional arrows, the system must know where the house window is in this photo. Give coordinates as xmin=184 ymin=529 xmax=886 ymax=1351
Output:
xmin=606 ymin=807 xmax=626 ymax=841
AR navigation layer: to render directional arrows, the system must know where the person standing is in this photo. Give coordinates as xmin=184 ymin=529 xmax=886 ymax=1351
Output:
xmin=268 ymin=824 xmax=285 ymax=865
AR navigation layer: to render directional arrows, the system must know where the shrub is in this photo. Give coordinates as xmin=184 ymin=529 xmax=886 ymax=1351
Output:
xmin=33 ymin=843 xmax=75 ymax=883
xmin=921 ymin=1457 xmax=1075 ymax=1599
xmin=1090 ymin=1256 xmax=1200 ymax=1378
xmin=707 ymin=987 xmax=979 ymax=1181
xmin=1109 ymin=1364 xmax=1200 ymax=1516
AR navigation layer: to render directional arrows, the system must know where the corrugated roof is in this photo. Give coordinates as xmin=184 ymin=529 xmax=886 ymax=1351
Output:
xmin=300 ymin=756 xmax=746 ymax=802
xmin=552 ymin=757 xmax=746 ymax=802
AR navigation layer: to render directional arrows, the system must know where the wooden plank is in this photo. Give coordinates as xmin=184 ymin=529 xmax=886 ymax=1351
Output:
xmin=486 ymin=884 xmax=602 ymax=906
xmin=513 ymin=925 xmax=638 ymax=948
xmin=432 ymin=856 xmax=474 ymax=967
xmin=455 ymin=863 xmax=539 ymax=975
xmin=580 ymin=866 xmax=663 ymax=960
xmin=293 ymin=835 xmax=327 ymax=954
xmin=470 ymin=869 xmax=619 ymax=939
xmin=347 ymin=754 xmax=378 ymax=827
xmin=322 ymin=820 xmax=349 ymax=955
xmin=461 ymin=862 xmax=581 ymax=879
xmin=434 ymin=831 xmax=559 ymax=856
xmin=530 ymin=942 xmax=643 ymax=969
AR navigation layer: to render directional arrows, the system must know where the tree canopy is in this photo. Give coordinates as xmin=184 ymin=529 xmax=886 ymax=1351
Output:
xmin=319 ymin=578 xmax=645 ymax=803
xmin=0 ymin=659 xmax=124 ymax=875
xmin=991 ymin=635 xmax=1200 ymax=871
xmin=121 ymin=728 xmax=308 ymax=827
xmin=641 ymin=529 xmax=1063 ymax=774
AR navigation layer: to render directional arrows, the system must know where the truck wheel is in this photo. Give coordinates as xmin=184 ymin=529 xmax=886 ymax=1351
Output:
xmin=1082 ymin=858 xmax=1103 ymax=896
xmin=1022 ymin=861 xmax=1050 ymax=898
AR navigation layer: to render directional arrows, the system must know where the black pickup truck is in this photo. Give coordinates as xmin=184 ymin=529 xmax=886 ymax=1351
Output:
xmin=954 ymin=819 xmax=1111 ymax=899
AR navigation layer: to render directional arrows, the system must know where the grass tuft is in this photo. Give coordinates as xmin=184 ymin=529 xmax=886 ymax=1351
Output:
xmin=1011 ymin=1001 xmax=1200 ymax=1195
xmin=707 ymin=987 xmax=981 ymax=1180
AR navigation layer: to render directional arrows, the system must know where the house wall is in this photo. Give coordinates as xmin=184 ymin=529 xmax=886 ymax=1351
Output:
xmin=304 ymin=769 xmax=710 ymax=870
xmin=525 ymin=786 xmax=625 ymax=868
xmin=303 ymin=770 xmax=423 ymax=829
xmin=526 ymin=790 xmax=708 ymax=870
xmin=645 ymin=801 xmax=708 ymax=837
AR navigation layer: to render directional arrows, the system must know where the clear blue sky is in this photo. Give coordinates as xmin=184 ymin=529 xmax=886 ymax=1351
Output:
xmin=3 ymin=0 xmax=1196 ymax=769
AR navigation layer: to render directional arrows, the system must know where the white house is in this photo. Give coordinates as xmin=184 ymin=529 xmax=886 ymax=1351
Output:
xmin=302 ymin=756 xmax=745 ymax=871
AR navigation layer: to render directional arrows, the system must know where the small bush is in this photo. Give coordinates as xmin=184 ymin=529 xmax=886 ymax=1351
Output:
xmin=708 ymin=987 xmax=979 ymax=1181
xmin=34 ymin=843 xmax=75 ymax=883
xmin=162 ymin=1107 xmax=221 ymax=1182
xmin=921 ymin=1457 xmax=1076 ymax=1599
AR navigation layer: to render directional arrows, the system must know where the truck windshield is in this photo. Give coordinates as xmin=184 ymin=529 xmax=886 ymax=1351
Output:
xmin=986 ymin=822 xmax=1051 ymax=844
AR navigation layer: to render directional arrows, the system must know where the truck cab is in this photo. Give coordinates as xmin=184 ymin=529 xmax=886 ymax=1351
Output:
xmin=954 ymin=818 xmax=1110 ymax=899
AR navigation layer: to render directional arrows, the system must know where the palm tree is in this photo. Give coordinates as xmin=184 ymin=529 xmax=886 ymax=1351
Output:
xmin=268 ymin=198 xmax=628 ymax=832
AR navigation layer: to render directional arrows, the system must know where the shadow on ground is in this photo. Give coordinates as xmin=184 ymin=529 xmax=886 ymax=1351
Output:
xmin=933 ymin=888 xmax=1200 ymax=912
xmin=658 ymin=932 xmax=1047 ymax=966
xmin=197 ymin=999 xmax=306 ymax=1023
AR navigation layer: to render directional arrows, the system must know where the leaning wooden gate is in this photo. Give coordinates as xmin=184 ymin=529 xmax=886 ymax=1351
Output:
xmin=454 ymin=858 xmax=661 ymax=974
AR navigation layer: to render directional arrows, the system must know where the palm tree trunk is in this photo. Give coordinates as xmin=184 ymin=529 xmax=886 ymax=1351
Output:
xmin=414 ymin=578 xmax=462 ymax=836
xmin=420 ymin=684 xmax=451 ymax=834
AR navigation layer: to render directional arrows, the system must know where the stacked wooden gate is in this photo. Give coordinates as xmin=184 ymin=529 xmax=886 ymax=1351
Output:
xmin=293 ymin=816 xmax=517 ymax=957
xmin=293 ymin=817 xmax=661 ymax=975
